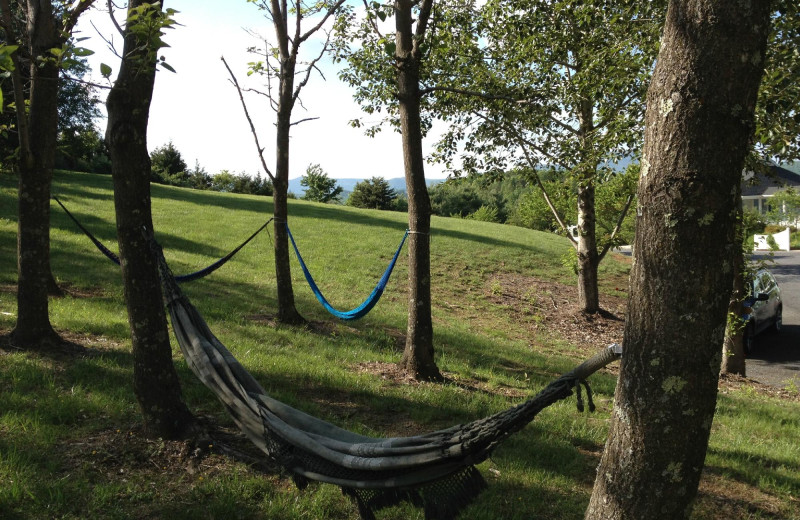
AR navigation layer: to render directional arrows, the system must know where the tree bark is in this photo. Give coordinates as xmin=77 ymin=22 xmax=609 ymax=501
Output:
xmin=395 ymin=0 xmax=441 ymax=381
xmin=272 ymin=55 xmax=304 ymax=325
xmin=8 ymin=0 xmax=62 ymax=347
xmin=585 ymin=2 xmax=771 ymax=518
xmin=721 ymin=195 xmax=747 ymax=376
xmin=576 ymin=97 xmax=601 ymax=314
xmin=106 ymin=0 xmax=194 ymax=439
xmin=576 ymin=181 xmax=600 ymax=313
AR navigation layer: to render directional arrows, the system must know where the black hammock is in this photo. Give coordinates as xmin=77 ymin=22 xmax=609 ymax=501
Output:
xmin=152 ymin=240 xmax=622 ymax=520
xmin=54 ymin=197 xmax=270 ymax=283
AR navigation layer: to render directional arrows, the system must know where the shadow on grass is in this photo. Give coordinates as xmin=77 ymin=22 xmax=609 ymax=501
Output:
xmin=705 ymin=446 xmax=800 ymax=495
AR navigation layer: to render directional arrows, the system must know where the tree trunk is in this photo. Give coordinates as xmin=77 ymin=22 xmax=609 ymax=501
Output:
xmin=721 ymin=196 xmax=747 ymax=376
xmin=577 ymin=181 xmax=600 ymax=313
xmin=272 ymin=58 xmax=304 ymax=325
xmin=106 ymin=0 xmax=194 ymax=439
xmin=396 ymin=1 xmax=441 ymax=381
xmin=9 ymin=1 xmax=62 ymax=347
xmin=585 ymin=2 xmax=771 ymax=518
xmin=576 ymin=97 xmax=600 ymax=314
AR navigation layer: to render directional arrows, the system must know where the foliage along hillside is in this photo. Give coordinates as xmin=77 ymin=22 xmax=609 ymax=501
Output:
xmin=1 ymin=170 xmax=798 ymax=520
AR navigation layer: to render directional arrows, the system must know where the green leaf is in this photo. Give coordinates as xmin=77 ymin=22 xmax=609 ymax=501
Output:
xmin=72 ymin=47 xmax=95 ymax=57
xmin=160 ymin=62 xmax=176 ymax=73
xmin=377 ymin=11 xmax=386 ymax=22
xmin=383 ymin=41 xmax=396 ymax=57
xmin=100 ymin=63 xmax=113 ymax=78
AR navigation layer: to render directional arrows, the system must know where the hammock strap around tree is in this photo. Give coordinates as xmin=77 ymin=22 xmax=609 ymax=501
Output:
xmin=286 ymin=223 xmax=408 ymax=320
xmin=54 ymin=196 xmax=270 ymax=283
xmin=150 ymin=235 xmax=621 ymax=519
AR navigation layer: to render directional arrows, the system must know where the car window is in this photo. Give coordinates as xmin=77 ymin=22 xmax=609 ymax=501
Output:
xmin=752 ymin=276 xmax=762 ymax=295
xmin=759 ymin=272 xmax=773 ymax=291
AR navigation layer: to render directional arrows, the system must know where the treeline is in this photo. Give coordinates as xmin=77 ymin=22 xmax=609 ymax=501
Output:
xmin=148 ymin=141 xmax=273 ymax=196
xmin=426 ymin=167 xmax=638 ymax=243
xmin=296 ymin=162 xmax=638 ymax=243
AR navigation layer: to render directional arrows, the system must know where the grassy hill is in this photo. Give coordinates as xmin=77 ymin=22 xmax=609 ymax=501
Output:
xmin=1 ymin=170 xmax=798 ymax=520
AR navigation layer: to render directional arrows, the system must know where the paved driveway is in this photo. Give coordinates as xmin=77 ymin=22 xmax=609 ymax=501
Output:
xmin=746 ymin=250 xmax=800 ymax=389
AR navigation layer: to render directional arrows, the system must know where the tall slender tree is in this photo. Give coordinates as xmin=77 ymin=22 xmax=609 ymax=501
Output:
xmin=105 ymin=0 xmax=194 ymax=439
xmin=585 ymin=1 xmax=771 ymax=517
xmin=432 ymin=0 xmax=664 ymax=314
xmin=227 ymin=0 xmax=345 ymax=325
xmin=337 ymin=0 xmax=442 ymax=380
xmin=0 ymin=0 xmax=96 ymax=348
xmin=393 ymin=0 xmax=441 ymax=380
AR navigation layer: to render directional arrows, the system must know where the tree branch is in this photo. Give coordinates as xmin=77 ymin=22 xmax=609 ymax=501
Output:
xmin=598 ymin=194 xmax=634 ymax=261
xmin=499 ymin=118 xmax=576 ymax=245
xmin=361 ymin=0 xmax=384 ymax=39
xmin=243 ymin=86 xmax=279 ymax=112
xmin=297 ymin=0 xmax=345 ymax=45
xmin=418 ymin=85 xmax=527 ymax=103
xmin=106 ymin=0 xmax=125 ymax=37
xmin=412 ymin=0 xmax=434 ymax=58
xmin=0 ymin=0 xmax=31 ymax=165
xmin=292 ymin=28 xmax=332 ymax=104
xmin=63 ymin=0 xmax=98 ymax=33
xmin=62 ymin=74 xmax=112 ymax=90
xmin=221 ymin=55 xmax=275 ymax=182
xmin=546 ymin=112 xmax=579 ymax=135
xmin=290 ymin=116 xmax=319 ymax=126
xmin=594 ymin=95 xmax=634 ymax=131
xmin=269 ymin=0 xmax=289 ymax=60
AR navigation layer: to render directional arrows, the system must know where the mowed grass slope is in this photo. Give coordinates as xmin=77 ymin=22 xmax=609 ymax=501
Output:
xmin=0 ymin=170 xmax=798 ymax=520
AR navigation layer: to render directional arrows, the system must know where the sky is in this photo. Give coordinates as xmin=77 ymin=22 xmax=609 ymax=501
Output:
xmin=75 ymin=0 xmax=448 ymax=180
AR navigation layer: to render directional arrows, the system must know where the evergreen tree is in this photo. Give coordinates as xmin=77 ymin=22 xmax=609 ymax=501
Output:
xmin=347 ymin=176 xmax=397 ymax=210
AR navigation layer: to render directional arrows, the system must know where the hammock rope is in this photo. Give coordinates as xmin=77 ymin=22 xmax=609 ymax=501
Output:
xmin=287 ymin=224 xmax=408 ymax=320
xmin=54 ymin=197 xmax=270 ymax=283
xmin=151 ymin=237 xmax=621 ymax=519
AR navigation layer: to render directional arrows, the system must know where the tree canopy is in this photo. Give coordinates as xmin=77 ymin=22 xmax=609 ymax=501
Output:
xmin=347 ymin=176 xmax=397 ymax=210
xmin=300 ymin=164 xmax=343 ymax=203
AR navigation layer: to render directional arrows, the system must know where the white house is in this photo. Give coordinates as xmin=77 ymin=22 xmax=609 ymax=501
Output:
xmin=741 ymin=164 xmax=800 ymax=218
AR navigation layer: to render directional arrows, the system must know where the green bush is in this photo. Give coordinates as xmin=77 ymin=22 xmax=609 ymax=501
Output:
xmin=347 ymin=177 xmax=397 ymax=210
xmin=150 ymin=141 xmax=188 ymax=184
xmin=468 ymin=205 xmax=500 ymax=222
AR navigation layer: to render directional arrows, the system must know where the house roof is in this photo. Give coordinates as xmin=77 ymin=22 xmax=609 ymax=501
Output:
xmin=741 ymin=164 xmax=800 ymax=197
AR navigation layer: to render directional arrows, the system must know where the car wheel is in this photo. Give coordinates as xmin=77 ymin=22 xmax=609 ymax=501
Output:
xmin=773 ymin=306 xmax=782 ymax=332
xmin=743 ymin=323 xmax=755 ymax=356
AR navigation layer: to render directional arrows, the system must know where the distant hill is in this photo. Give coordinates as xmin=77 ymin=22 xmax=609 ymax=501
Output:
xmin=288 ymin=177 xmax=443 ymax=198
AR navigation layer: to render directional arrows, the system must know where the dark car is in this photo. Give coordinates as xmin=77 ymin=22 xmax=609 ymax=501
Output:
xmin=743 ymin=268 xmax=783 ymax=354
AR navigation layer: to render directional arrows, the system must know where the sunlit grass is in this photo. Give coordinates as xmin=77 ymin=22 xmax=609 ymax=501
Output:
xmin=1 ymin=170 xmax=798 ymax=519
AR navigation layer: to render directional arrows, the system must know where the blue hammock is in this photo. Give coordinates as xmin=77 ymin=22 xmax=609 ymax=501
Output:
xmin=287 ymin=224 xmax=408 ymax=320
xmin=54 ymin=197 xmax=270 ymax=283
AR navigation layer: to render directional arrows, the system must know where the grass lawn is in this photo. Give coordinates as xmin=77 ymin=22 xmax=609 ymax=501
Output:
xmin=1 ymin=170 xmax=798 ymax=519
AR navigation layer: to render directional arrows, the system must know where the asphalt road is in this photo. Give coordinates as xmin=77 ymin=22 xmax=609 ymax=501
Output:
xmin=746 ymin=250 xmax=800 ymax=389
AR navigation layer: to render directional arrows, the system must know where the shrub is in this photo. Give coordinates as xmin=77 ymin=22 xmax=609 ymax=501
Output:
xmin=468 ymin=205 xmax=500 ymax=222
xmin=150 ymin=141 xmax=188 ymax=184
xmin=348 ymin=177 xmax=397 ymax=210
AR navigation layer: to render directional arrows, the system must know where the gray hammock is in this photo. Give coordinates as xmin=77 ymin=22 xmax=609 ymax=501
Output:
xmin=153 ymin=242 xmax=621 ymax=519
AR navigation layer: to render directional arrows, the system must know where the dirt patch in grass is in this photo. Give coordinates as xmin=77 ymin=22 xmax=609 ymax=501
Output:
xmin=58 ymin=282 xmax=109 ymax=299
xmin=355 ymin=360 xmax=527 ymax=399
xmin=484 ymin=272 xmax=626 ymax=356
xmin=719 ymin=372 xmax=800 ymax=402
xmin=696 ymin=469 xmax=794 ymax=519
